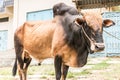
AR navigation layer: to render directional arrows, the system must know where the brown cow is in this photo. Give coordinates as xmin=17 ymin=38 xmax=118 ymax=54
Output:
xmin=12 ymin=3 xmax=115 ymax=80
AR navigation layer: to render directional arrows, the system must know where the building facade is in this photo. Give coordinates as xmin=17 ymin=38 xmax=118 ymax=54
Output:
xmin=13 ymin=0 xmax=75 ymax=29
xmin=0 ymin=0 xmax=14 ymax=51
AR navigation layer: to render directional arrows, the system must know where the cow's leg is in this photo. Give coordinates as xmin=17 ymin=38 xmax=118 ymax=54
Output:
xmin=17 ymin=51 xmax=31 ymax=80
xmin=23 ymin=52 xmax=32 ymax=80
xmin=54 ymin=55 xmax=62 ymax=80
xmin=18 ymin=67 xmax=22 ymax=80
xmin=61 ymin=64 xmax=69 ymax=80
xmin=17 ymin=55 xmax=24 ymax=80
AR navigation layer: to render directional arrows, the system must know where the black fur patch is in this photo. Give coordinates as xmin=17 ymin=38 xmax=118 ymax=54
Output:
xmin=60 ymin=13 xmax=92 ymax=66
xmin=12 ymin=34 xmax=24 ymax=76
xmin=53 ymin=3 xmax=79 ymax=17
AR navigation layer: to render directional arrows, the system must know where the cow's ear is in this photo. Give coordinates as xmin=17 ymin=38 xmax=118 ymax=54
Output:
xmin=74 ymin=18 xmax=85 ymax=26
xmin=103 ymin=19 xmax=115 ymax=28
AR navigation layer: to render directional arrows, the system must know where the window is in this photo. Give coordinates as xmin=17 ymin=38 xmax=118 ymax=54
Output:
xmin=27 ymin=9 xmax=53 ymax=21
xmin=0 ymin=0 xmax=4 ymax=7
xmin=0 ymin=17 xmax=9 ymax=22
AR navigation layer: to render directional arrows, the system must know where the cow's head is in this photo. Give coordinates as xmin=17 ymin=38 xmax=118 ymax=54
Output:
xmin=74 ymin=11 xmax=115 ymax=53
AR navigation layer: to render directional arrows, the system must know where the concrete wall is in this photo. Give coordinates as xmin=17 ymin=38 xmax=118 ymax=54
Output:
xmin=13 ymin=0 xmax=75 ymax=31
xmin=0 ymin=15 xmax=14 ymax=50
xmin=0 ymin=14 xmax=14 ymax=67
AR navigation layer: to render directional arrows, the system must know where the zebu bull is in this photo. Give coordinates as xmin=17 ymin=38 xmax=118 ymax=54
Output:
xmin=12 ymin=3 xmax=115 ymax=80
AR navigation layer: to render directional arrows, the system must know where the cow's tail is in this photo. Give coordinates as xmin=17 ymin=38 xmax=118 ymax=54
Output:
xmin=12 ymin=34 xmax=23 ymax=76
xmin=12 ymin=57 xmax=17 ymax=76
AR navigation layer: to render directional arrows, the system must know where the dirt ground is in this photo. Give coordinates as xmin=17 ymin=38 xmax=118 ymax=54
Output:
xmin=0 ymin=57 xmax=120 ymax=80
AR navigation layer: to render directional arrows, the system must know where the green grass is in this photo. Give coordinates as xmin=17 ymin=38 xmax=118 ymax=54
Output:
xmin=99 ymin=63 xmax=120 ymax=80
xmin=67 ymin=69 xmax=91 ymax=78
xmin=66 ymin=58 xmax=111 ymax=79
xmin=1 ymin=57 xmax=120 ymax=80
xmin=0 ymin=67 xmax=12 ymax=75
xmin=28 ymin=64 xmax=55 ymax=75
xmin=0 ymin=59 xmax=109 ymax=76
xmin=0 ymin=78 xmax=14 ymax=80
xmin=67 ymin=72 xmax=75 ymax=78
xmin=80 ymin=69 xmax=91 ymax=75
xmin=28 ymin=66 xmax=41 ymax=75
xmin=47 ymin=71 xmax=55 ymax=76
xmin=91 ymin=59 xmax=110 ymax=70
xmin=41 ymin=75 xmax=47 ymax=79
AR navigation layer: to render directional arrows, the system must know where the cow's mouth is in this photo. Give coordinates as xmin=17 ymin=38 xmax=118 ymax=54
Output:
xmin=90 ymin=43 xmax=105 ymax=52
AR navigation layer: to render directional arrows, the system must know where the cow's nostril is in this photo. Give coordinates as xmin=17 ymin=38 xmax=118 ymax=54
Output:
xmin=95 ymin=45 xmax=99 ymax=49
xmin=95 ymin=44 xmax=105 ymax=51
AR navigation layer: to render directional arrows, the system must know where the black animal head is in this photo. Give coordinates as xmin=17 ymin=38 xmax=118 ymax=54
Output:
xmin=53 ymin=3 xmax=79 ymax=17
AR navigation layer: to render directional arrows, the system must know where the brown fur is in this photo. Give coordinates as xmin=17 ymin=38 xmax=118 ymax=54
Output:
xmin=81 ymin=11 xmax=103 ymax=32
xmin=15 ymin=17 xmax=81 ymax=67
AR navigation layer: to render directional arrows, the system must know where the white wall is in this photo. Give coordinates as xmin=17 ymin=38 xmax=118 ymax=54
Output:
xmin=7 ymin=15 xmax=14 ymax=49
xmin=13 ymin=0 xmax=75 ymax=30
xmin=12 ymin=0 xmax=75 ymax=50
xmin=0 ymin=15 xmax=14 ymax=50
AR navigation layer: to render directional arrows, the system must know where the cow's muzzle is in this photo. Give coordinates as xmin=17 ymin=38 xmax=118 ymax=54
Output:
xmin=91 ymin=43 xmax=105 ymax=52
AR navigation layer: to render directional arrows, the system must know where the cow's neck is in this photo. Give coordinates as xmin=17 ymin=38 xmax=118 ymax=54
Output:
xmin=61 ymin=14 xmax=91 ymax=67
xmin=76 ymin=25 xmax=92 ymax=66
xmin=66 ymin=25 xmax=91 ymax=67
